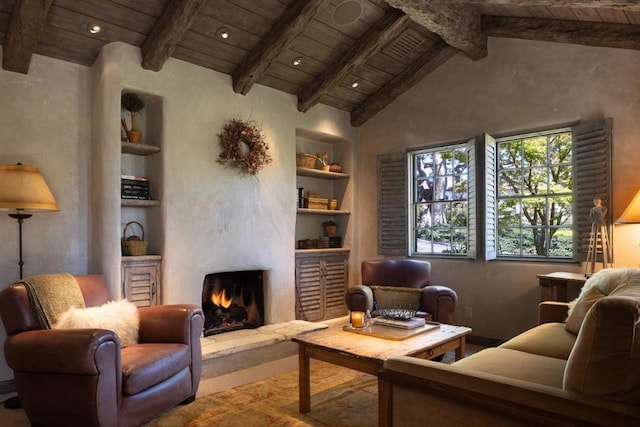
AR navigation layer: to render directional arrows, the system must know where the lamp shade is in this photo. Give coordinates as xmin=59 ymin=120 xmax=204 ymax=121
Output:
xmin=615 ymin=189 xmax=640 ymax=224
xmin=0 ymin=164 xmax=59 ymax=212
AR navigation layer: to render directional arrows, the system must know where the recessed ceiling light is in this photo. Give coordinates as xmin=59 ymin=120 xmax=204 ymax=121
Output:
xmin=351 ymin=81 xmax=359 ymax=88
xmin=292 ymin=57 xmax=303 ymax=66
xmin=216 ymin=28 xmax=229 ymax=39
xmin=88 ymin=24 xmax=102 ymax=34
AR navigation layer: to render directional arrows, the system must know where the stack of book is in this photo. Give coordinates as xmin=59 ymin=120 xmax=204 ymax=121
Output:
xmin=121 ymin=175 xmax=150 ymax=200
xmin=373 ymin=316 xmax=426 ymax=330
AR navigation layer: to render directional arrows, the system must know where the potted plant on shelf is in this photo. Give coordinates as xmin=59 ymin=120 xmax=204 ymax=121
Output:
xmin=322 ymin=220 xmax=337 ymax=237
xmin=316 ymin=151 xmax=330 ymax=171
xmin=121 ymin=92 xmax=145 ymax=143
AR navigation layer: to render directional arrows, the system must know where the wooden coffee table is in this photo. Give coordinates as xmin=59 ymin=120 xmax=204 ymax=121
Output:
xmin=291 ymin=322 xmax=471 ymax=422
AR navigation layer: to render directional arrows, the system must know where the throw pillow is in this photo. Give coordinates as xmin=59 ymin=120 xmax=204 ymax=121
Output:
xmin=370 ymin=285 xmax=422 ymax=311
xmin=54 ymin=299 xmax=140 ymax=347
xmin=565 ymin=268 xmax=640 ymax=334
xmin=565 ymin=287 xmax=605 ymax=334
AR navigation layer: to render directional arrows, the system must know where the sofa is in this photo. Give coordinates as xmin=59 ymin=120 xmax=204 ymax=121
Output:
xmin=0 ymin=274 xmax=204 ymax=427
xmin=378 ymin=268 xmax=640 ymax=426
xmin=345 ymin=259 xmax=458 ymax=323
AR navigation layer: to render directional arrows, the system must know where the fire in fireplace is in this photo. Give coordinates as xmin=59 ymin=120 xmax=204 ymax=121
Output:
xmin=201 ymin=270 xmax=264 ymax=337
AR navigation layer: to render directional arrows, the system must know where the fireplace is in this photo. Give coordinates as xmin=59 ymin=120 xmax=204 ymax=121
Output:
xmin=201 ymin=270 xmax=265 ymax=337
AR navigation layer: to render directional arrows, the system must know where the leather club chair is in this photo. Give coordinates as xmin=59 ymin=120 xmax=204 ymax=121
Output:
xmin=345 ymin=259 xmax=458 ymax=323
xmin=0 ymin=274 xmax=204 ymax=427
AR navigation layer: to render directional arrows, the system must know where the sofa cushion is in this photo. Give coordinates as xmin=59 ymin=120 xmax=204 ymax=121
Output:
xmin=452 ymin=348 xmax=566 ymax=389
xmin=500 ymin=322 xmax=576 ymax=360
xmin=121 ymin=343 xmax=191 ymax=395
xmin=564 ymin=295 xmax=640 ymax=404
xmin=565 ymin=287 xmax=605 ymax=335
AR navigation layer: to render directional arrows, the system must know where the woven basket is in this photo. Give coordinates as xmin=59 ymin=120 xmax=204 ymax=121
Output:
xmin=296 ymin=153 xmax=316 ymax=169
xmin=122 ymin=221 xmax=148 ymax=256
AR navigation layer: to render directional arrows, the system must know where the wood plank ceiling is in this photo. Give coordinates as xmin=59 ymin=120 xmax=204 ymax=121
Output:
xmin=1 ymin=1 xmax=639 ymax=126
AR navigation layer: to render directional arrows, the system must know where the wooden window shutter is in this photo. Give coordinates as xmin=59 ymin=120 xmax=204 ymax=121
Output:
xmin=572 ymin=118 xmax=612 ymax=262
xmin=466 ymin=138 xmax=477 ymax=259
xmin=377 ymin=153 xmax=407 ymax=255
xmin=484 ymin=134 xmax=497 ymax=261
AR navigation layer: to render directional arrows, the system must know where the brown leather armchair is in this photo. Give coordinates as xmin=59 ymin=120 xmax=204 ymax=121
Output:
xmin=0 ymin=274 xmax=204 ymax=427
xmin=345 ymin=260 xmax=458 ymax=323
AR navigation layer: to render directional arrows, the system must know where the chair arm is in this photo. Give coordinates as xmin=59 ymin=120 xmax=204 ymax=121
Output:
xmin=538 ymin=301 xmax=569 ymax=324
xmin=5 ymin=329 xmax=119 ymax=374
xmin=137 ymin=304 xmax=204 ymax=344
xmin=344 ymin=285 xmax=374 ymax=312
xmin=420 ymin=285 xmax=458 ymax=324
xmin=378 ymin=356 xmax=640 ymax=426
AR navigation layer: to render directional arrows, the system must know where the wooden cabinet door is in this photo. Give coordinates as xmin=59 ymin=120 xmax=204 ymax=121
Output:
xmin=295 ymin=256 xmax=323 ymax=321
xmin=323 ymin=254 xmax=349 ymax=318
xmin=122 ymin=257 xmax=161 ymax=307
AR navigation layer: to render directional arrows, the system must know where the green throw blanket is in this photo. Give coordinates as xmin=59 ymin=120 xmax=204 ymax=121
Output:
xmin=20 ymin=273 xmax=85 ymax=329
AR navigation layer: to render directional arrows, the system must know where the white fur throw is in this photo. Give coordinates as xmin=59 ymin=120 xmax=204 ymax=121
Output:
xmin=567 ymin=268 xmax=640 ymax=318
xmin=54 ymin=299 xmax=140 ymax=347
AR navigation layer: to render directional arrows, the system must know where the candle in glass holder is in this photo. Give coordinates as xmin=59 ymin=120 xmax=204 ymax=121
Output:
xmin=351 ymin=311 xmax=365 ymax=328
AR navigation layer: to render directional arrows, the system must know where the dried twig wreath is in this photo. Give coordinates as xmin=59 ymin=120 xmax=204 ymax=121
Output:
xmin=217 ymin=118 xmax=272 ymax=176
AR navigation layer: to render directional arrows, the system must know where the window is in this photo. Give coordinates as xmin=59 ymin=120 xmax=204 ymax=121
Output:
xmin=495 ymin=128 xmax=573 ymax=258
xmin=377 ymin=118 xmax=610 ymax=261
xmin=408 ymin=141 xmax=475 ymax=257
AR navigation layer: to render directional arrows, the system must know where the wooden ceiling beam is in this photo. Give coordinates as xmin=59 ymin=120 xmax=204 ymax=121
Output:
xmin=350 ymin=41 xmax=456 ymax=127
xmin=483 ymin=16 xmax=640 ymax=50
xmin=297 ymin=9 xmax=411 ymax=113
xmin=232 ymin=0 xmax=325 ymax=95
xmin=141 ymin=0 xmax=208 ymax=72
xmin=459 ymin=1 xmax=640 ymax=11
xmin=2 ymin=0 xmax=54 ymax=74
xmin=386 ymin=0 xmax=487 ymax=60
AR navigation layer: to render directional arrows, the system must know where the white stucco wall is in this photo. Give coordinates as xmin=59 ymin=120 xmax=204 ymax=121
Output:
xmin=359 ymin=37 xmax=640 ymax=340
xmin=0 ymin=51 xmax=92 ymax=382
xmin=0 ymin=43 xmax=358 ymax=383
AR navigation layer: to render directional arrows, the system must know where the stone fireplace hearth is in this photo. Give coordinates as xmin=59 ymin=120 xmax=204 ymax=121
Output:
xmin=201 ymin=270 xmax=265 ymax=337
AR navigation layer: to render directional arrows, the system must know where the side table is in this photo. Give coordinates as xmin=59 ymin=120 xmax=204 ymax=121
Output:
xmin=537 ymin=272 xmax=587 ymax=302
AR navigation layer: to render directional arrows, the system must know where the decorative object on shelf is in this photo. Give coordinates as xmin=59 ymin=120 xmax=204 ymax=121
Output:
xmin=297 ymin=187 xmax=304 ymax=208
xmin=322 ymin=220 xmax=337 ymax=237
xmin=328 ymin=199 xmax=338 ymax=210
xmin=296 ymin=153 xmax=316 ymax=169
xmin=121 ymin=92 xmax=145 ymax=143
xmin=0 ymin=163 xmax=59 ymax=280
xmin=329 ymin=163 xmax=342 ymax=173
xmin=304 ymin=195 xmax=329 ymax=210
xmin=217 ymin=118 xmax=272 ymax=176
xmin=316 ymin=152 xmax=330 ymax=171
xmin=121 ymin=221 xmax=148 ymax=256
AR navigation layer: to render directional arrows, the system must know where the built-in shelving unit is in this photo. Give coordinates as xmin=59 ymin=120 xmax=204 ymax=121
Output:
xmin=294 ymin=128 xmax=353 ymax=321
xmin=120 ymin=90 xmax=163 ymax=304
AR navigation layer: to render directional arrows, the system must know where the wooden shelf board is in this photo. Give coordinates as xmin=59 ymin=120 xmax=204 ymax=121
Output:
xmin=121 ymin=141 xmax=160 ymax=155
xmin=297 ymin=208 xmax=349 ymax=215
xmin=296 ymin=167 xmax=349 ymax=179
xmin=121 ymin=199 xmax=160 ymax=207
xmin=295 ymin=247 xmax=350 ymax=255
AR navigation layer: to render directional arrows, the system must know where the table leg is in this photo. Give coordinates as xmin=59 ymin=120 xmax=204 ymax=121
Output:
xmin=298 ymin=343 xmax=311 ymax=413
xmin=454 ymin=337 xmax=466 ymax=361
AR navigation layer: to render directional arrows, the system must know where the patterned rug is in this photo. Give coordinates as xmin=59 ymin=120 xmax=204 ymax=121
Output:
xmin=145 ymin=361 xmax=378 ymax=427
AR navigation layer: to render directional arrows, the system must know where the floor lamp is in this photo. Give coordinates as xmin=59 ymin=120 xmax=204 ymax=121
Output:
xmin=0 ymin=163 xmax=59 ymax=409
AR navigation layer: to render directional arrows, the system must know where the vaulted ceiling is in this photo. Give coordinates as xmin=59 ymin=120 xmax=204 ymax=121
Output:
xmin=1 ymin=1 xmax=639 ymax=126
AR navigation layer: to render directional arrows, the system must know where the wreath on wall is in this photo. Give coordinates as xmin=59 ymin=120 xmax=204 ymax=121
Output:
xmin=217 ymin=118 xmax=272 ymax=176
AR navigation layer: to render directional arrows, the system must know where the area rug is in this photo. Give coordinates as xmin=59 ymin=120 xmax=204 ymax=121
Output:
xmin=145 ymin=362 xmax=378 ymax=426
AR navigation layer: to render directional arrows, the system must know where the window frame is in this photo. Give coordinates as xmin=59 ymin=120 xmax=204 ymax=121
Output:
xmin=407 ymin=139 xmax=476 ymax=259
